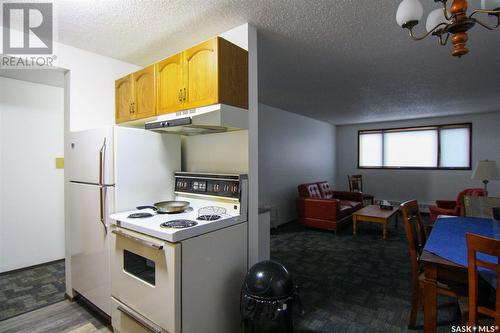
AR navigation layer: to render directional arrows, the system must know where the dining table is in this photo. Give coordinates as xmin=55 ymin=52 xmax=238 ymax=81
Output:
xmin=420 ymin=216 xmax=500 ymax=333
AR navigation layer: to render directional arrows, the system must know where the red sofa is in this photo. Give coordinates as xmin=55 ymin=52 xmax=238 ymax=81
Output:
xmin=429 ymin=188 xmax=486 ymax=222
xmin=297 ymin=181 xmax=363 ymax=232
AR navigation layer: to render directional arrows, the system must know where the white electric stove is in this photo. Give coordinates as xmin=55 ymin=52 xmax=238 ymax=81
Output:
xmin=108 ymin=173 xmax=248 ymax=333
xmin=110 ymin=172 xmax=248 ymax=242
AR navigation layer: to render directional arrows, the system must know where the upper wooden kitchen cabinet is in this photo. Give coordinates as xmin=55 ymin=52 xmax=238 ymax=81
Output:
xmin=115 ymin=65 xmax=156 ymax=123
xmin=132 ymin=65 xmax=156 ymax=119
xmin=156 ymin=37 xmax=248 ymax=115
xmin=182 ymin=38 xmax=219 ymax=110
xmin=115 ymin=75 xmax=134 ymax=123
xmin=156 ymin=53 xmax=184 ymax=115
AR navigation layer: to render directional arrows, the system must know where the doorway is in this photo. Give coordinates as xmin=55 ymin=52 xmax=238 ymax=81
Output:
xmin=0 ymin=70 xmax=66 ymax=320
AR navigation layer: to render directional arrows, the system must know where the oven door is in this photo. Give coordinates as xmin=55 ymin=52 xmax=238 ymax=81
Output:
xmin=110 ymin=226 xmax=180 ymax=333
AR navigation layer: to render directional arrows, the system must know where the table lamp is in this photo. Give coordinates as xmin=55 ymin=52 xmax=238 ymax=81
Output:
xmin=472 ymin=160 xmax=500 ymax=195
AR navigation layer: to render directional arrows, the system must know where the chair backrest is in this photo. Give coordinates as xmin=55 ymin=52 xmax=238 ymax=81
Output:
xmin=464 ymin=196 xmax=500 ymax=219
xmin=348 ymin=175 xmax=363 ymax=193
xmin=317 ymin=181 xmax=333 ymax=199
xmin=298 ymin=183 xmax=322 ymax=199
xmin=457 ymin=188 xmax=487 ymax=215
xmin=401 ymin=200 xmax=427 ymax=281
xmin=466 ymin=233 xmax=500 ymax=327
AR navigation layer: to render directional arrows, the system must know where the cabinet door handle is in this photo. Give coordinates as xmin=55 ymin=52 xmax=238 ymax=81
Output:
xmin=183 ymin=88 xmax=186 ymax=101
xmin=131 ymin=102 xmax=135 ymax=114
xmin=129 ymin=104 xmax=132 ymax=114
xmin=179 ymin=89 xmax=182 ymax=102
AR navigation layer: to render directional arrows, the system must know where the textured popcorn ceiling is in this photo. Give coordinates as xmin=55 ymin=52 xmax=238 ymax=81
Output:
xmin=55 ymin=0 xmax=500 ymax=124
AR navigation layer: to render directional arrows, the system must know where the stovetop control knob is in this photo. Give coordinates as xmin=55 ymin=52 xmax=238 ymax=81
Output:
xmin=213 ymin=184 xmax=221 ymax=192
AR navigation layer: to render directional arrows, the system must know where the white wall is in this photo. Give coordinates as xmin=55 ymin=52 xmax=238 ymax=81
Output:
xmin=335 ymin=111 xmax=500 ymax=205
xmin=0 ymin=77 xmax=64 ymax=272
xmin=182 ymin=131 xmax=248 ymax=174
xmin=258 ymin=104 xmax=336 ymax=226
xmin=247 ymin=25 xmax=259 ymax=267
xmin=55 ymin=42 xmax=141 ymax=131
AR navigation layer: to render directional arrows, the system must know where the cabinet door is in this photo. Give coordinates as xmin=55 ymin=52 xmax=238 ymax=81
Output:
xmin=183 ymin=38 xmax=218 ymax=109
xmin=132 ymin=65 xmax=156 ymax=119
xmin=156 ymin=53 xmax=183 ymax=115
xmin=115 ymin=75 xmax=133 ymax=123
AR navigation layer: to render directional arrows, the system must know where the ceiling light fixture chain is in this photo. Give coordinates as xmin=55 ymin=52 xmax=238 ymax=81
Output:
xmin=396 ymin=0 xmax=500 ymax=57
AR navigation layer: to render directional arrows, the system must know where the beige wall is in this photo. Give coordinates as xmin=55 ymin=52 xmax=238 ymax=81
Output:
xmin=181 ymin=130 xmax=248 ymax=174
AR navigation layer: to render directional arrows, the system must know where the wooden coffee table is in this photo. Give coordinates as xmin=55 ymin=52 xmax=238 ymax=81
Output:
xmin=352 ymin=205 xmax=400 ymax=240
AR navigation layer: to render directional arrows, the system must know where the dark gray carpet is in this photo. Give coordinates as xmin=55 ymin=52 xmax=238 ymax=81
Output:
xmin=0 ymin=260 xmax=65 ymax=321
xmin=271 ymin=219 xmax=460 ymax=333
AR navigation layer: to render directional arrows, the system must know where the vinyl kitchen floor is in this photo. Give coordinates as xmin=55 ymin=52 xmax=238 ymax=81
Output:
xmin=0 ymin=260 xmax=66 ymax=321
xmin=0 ymin=300 xmax=112 ymax=333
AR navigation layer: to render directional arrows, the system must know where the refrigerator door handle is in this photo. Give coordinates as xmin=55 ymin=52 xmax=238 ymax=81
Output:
xmin=99 ymin=186 xmax=108 ymax=234
xmin=99 ymin=138 xmax=106 ymax=186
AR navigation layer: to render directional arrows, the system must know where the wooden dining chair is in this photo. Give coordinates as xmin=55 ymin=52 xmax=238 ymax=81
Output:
xmin=466 ymin=233 xmax=500 ymax=327
xmin=401 ymin=200 xmax=461 ymax=329
xmin=348 ymin=175 xmax=363 ymax=192
xmin=347 ymin=175 xmax=374 ymax=205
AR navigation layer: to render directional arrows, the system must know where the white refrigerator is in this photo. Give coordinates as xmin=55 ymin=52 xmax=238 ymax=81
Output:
xmin=67 ymin=126 xmax=180 ymax=315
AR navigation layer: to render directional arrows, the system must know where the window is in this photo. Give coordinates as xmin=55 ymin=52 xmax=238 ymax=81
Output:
xmin=358 ymin=123 xmax=471 ymax=169
xmin=123 ymin=250 xmax=156 ymax=285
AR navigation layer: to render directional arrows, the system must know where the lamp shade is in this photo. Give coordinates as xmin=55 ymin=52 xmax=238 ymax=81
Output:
xmin=426 ymin=8 xmax=450 ymax=32
xmin=472 ymin=160 xmax=500 ymax=181
xmin=396 ymin=0 xmax=424 ymax=27
xmin=481 ymin=0 xmax=500 ymax=10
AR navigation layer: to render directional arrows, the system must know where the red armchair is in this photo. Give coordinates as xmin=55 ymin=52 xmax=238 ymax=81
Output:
xmin=297 ymin=181 xmax=363 ymax=232
xmin=429 ymin=188 xmax=486 ymax=222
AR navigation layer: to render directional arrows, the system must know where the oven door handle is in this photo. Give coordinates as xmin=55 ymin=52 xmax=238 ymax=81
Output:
xmin=112 ymin=229 xmax=164 ymax=250
xmin=117 ymin=305 xmax=162 ymax=333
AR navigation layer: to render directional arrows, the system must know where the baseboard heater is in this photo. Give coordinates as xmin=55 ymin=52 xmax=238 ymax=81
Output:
xmin=374 ymin=199 xmax=432 ymax=213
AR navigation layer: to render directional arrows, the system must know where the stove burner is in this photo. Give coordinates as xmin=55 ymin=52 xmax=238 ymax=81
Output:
xmin=160 ymin=220 xmax=198 ymax=229
xmin=197 ymin=214 xmax=221 ymax=221
xmin=128 ymin=212 xmax=154 ymax=219
xmin=197 ymin=206 xmax=227 ymax=221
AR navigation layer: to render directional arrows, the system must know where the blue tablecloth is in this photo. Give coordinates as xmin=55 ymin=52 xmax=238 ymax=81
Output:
xmin=424 ymin=217 xmax=500 ymax=288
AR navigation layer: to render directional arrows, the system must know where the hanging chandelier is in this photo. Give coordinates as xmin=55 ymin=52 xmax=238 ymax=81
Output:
xmin=396 ymin=0 xmax=500 ymax=57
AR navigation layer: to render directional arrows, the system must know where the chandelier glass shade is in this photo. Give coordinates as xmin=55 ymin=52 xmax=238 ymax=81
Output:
xmin=396 ymin=0 xmax=500 ymax=57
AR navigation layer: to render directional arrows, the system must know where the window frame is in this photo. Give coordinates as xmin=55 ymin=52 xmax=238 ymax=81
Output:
xmin=357 ymin=122 xmax=472 ymax=170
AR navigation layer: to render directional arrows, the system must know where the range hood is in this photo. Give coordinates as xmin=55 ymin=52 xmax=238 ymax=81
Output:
xmin=145 ymin=104 xmax=248 ymax=136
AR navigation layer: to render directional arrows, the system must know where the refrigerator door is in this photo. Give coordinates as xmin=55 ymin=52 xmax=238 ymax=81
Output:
xmin=69 ymin=181 xmax=111 ymax=315
xmin=67 ymin=127 xmax=114 ymax=185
